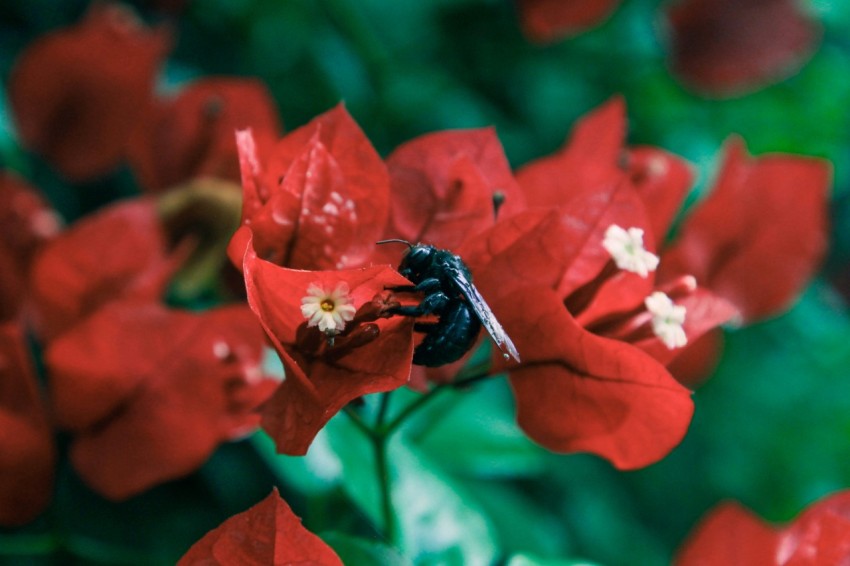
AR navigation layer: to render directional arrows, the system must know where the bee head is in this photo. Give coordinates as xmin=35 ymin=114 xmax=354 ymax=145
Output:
xmin=376 ymin=239 xmax=434 ymax=281
xmin=400 ymin=244 xmax=434 ymax=278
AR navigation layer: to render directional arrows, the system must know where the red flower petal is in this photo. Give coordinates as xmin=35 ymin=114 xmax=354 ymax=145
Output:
xmin=675 ymin=502 xmax=779 ymax=566
xmin=626 ymin=146 xmax=694 ymax=240
xmin=0 ymin=171 xmax=61 ymax=322
xmin=778 ymin=492 xmax=850 ymax=565
xmin=517 ymin=0 xmax=623 ymax=42
xmin=230 ymin=105 xmax=389 ymax=271
xmin=49 ymin=302 xmax=275 ymax=500
xmin=8 ymin=4 xmax=169 ymax=180
xmin=30 ymin=199 xmax=175 ymax=341
xmin=665 ymin=0 xmax=821 ymax=97
xmin=517 ymin=97 xmax=626 ymax=211
xmin=0 ymin=323 xmax=55 ymax=526
xmin=129 ymin=78 xmax=281 ymax=193
xmin=660 ymin=137 xmax=831 ymax=323
xmin=179 ymin=488 xmax=342 ymax=565
xmin=243 ymin=243 xmax=414 ymax=455
xmin=382 ymin=128 xmax=523 ymax=254
xmin=503 ymin=287 xmax=693 ymax=469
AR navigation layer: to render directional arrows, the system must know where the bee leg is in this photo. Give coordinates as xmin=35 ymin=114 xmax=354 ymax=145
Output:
xmin=388 ymin=291 xmax=450 ymax=317
xmin=387 ymin=278 xmax=442 ymax=294
xmin=413 ymin=322 xmax=437 ymax=333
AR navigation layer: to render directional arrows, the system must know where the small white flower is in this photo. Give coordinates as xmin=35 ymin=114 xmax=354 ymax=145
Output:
xmin=602 ymin=224 xmax=659 ymax=278
xmin=300 ymin=282 xmax=356 ymax=334
xmin=644 ymin=291 xmax=687 ymax=350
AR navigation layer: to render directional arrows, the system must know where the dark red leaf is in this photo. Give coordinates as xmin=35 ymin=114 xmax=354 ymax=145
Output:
xmin=30 ymin=199 xmax=174 ymax=341
xmin=516 ymin=0 xmax=623 ymax=42
xmin=8 ymin=4 xmax=169 ymax=180
xmin=48 ymin=302 xmax=276 ymax=500
xmin=675 ymin=502 xmax=779 ymax=566
xmin=660 ymin=137 xmax=831 ymax=323
xmin=243 ymin=243 xmax=414 ymax=455
xmin=0 ymin=172 xmax=61 ymax=322
xmin=676 ymin=491 xmax=850 ymax=565
xmin=0 ymin=323 xmax=55 ymax=526
xmin=665 ymin=0 xmax=821 ymax=96
xmin=179 ymin=488 xmax=342 ymax=565
xmin=129 ymin=77 xmax=281 ymax=193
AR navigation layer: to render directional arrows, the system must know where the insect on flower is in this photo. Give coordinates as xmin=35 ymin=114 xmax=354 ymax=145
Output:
xmin=378 ymin=240 xmax=520 ymax=367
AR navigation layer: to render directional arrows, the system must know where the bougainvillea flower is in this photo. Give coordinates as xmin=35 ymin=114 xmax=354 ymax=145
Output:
xmin=46 ymin=301 xmax=277 ymax=500
xmin=129 ymin=77 xmax=282 ymax=193
xmin=228 ymin=104 xmax=389 ymax=271
xmin=0 ymin=323 xmax=55 ymax=526
xmin=660 ymin=136 xmax=831 ymax=324
xmin=675 ymin=491 xmax=850 ymax=565
xmin=516 ymin=0 xmax=622 ymax=42
xmin=243 ymin=243 xmax=414 ymax=455
xmin=625 ymin=146 xmax=694 ymax=241
xmin=378 ymin=128 xmax=524 ymax=257
xmin=0 ymin=171 xmax=61 ymax=322
xmin=29 ymin=199 xmax=176 ymax=341
xmin=459 ymin=209 xmax=701 ymax=468
xmin=8 ymin=4 xmax=169 ymax=180
xmin=179 ymin=488 xmax=342 ymax=565
xmin=664 ymin=0 xmax=822 ymax=97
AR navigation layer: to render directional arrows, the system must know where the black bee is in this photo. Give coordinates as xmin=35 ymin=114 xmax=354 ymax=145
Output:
xmin=378 ymin=240 xmax=520 ymax=367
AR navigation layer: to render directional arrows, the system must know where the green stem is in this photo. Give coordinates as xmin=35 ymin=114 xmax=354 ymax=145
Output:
xmin=342 ymin=370 xmax=497 ymax=545
xmin=371 ymin=433 xmax=396 ymax=545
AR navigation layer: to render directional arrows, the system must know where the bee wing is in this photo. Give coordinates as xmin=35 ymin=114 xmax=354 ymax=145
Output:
xmin=448 ymin=265 xmax=521 ymax=363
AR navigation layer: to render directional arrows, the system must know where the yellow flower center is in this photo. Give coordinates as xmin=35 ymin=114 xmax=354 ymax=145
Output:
xmin=320 ymin=299 xmax=335 ymax=312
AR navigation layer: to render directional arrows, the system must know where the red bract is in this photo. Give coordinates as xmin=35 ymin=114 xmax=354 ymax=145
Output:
xmin=626 ymin=146 xmax=694 ymax=241
xmin=0 ymin=171 xmax=61 ymax=322
xmin=0 ymin=323 xmax=55 ymax=526
xmin=381 ymin=128 xmax=523 ymax=253
xmin=660 ymin=137 xmax=831 ymax=324
xmin=46 ymin=301 xmax=277 ymax=500
xmin=129 ymin=78 xmax=282 ymax=193
xmin=243 ymin=243 xmax=414 ymax=455
xmin=179 ymin=488 xmax=342 ymax=565
xmin=8 ymin=4 xmax=169 ymax=181
xmin=664 ymin=0 xmax=821 ymax=97
xmin=29 ymin=199 xmax=176 ymax=341
xmin=228 ymin=104 xmax=389 ymax=271
xmin=461 ymin=210 xmax=697 ymax=468
xmin=676 ymin=491 xmax=850 ymax=565
xmin=516 ymin=0 xmax=622 ymax=42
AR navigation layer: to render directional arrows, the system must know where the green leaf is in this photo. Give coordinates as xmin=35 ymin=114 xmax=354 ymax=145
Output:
xmin=250 ymin=429 xmax=343 ymax=497
xmin=414 ymin=377 xmax=547 ymax=478
xmin=324 ymin=413 xmax=500 ymax=564
xmin=506 ymin=553 xmax=602 ymax=566
xmin=321 ymin=531 xmax=412 ymax=566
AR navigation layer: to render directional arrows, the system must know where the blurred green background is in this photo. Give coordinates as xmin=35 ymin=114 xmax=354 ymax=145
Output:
xmin=3 ymin=0 xmax=850 ymax=564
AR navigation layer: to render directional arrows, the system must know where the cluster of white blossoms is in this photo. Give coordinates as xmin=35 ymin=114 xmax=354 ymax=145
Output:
xmin=602 ymin=224 xmax=660 ymax=278
xmin=301 ymin=281 xmax=356 ymax=334
xmin=603 ymin=224 xmax=687 ymax=349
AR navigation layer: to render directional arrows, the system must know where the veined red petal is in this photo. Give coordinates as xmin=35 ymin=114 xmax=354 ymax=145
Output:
xmin=178 ymin=488 xmax=342 ymax=565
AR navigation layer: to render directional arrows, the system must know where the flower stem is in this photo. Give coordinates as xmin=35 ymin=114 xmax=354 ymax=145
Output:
xmin=371 ymin=431 xmax=396 ymax=545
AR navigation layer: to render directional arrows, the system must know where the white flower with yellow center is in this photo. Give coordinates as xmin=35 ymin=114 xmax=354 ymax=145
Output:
xmin=644 ymin=291 xmax=687 ymax=350
xmin=602 ymin=224 xmax=659 ymax=278
xmin=300 ymin=282 xmax=356 ymax=334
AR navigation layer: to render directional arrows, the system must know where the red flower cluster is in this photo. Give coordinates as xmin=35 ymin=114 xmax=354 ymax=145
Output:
xmin=676 ymin=491 xmax=850 ymax=565
xmin=8 ymin=3 xmax=280 ymax=187
xmin=515 ymin=0 xmax=821 ymax=97
xmin=233 ymin=97 xmax=827 ymax=468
